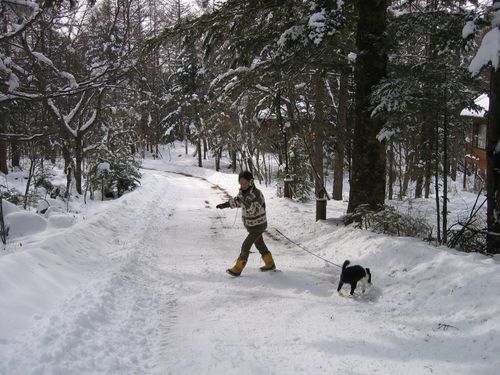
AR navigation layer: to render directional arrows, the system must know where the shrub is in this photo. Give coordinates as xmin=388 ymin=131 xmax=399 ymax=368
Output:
xmin=346 ymin=204 xmax=432 ymax=239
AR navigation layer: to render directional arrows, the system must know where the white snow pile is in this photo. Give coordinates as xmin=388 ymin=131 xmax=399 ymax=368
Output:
xmin=47 ymin=214 xmax=75 ymax=229
xmin=97 ymin=161 xmax=111 ymax=174
xmin=59 ymin=71 xmax=79 ymax=89
xmin=347 ymin=52 xmax=357 ymax=64
xmin=469 ymin=27 xmax=500 ymax=76
xmin=462 ymin=20 xmax=476 ymax=39
xmin=308 ymin=9 xmax=327 ymax=45
xmin=2 ymin=199 xmax=46 ymax=238
xmin=277 ymin=25 xmax=305 ymax=47
xmin=32 ymin=51 xmax=55 ymax=68
xmin=4 ymin=210 xmax=47 ymax=238
xmin=2 ymin=198 xmax=76 ymax=240
xmin=0 ymin=144 xmax=499 ymax=374
xmin=7 ymin=72 xmax=20 ymax=92
xmin=469 ymin=5 xmax=500 ymax=76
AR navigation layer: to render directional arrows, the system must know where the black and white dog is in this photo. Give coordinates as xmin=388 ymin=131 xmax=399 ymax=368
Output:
xmin=337 ymin=260 xmax=372 ymax=296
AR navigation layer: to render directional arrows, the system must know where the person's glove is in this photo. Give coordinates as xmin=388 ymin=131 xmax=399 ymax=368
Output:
xmin=216 ymin=202 xmax=229 ymax=209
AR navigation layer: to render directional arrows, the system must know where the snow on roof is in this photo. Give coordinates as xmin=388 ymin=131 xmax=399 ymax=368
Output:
xmin=460 ymin=93 xmax=489 ymax=118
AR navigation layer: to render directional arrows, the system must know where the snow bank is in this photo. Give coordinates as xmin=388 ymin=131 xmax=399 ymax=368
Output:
xmin=0 ymin=174 xmax=166 ymax=340
xmin=2 ymin=199 xmax=20 ymax=216
xmin=47 ymin=214 xmax=75 ymax=229
xmin=4 ymin=211 xmax=47 ymax=238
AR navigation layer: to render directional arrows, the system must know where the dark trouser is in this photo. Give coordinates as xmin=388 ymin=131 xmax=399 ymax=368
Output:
xmin=239 ymin=231 xmax=270 ymax=261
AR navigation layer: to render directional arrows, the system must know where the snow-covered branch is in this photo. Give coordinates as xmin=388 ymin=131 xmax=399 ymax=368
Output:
xmin=0 ymin=0 xmax=43 ymax=43
xmin=48 ymin=92 xmax=101 ymax=138
xmin=469 ymin=27 xmax=500 ymax=76
xmin=80 ymin=110 xmax=98 ymax=133
xmin=468 ymin=3 xmax=500 ymax=76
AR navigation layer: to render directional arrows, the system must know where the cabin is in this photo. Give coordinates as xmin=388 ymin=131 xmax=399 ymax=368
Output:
xmin=461 ymin=93 xmax=488 ymax=189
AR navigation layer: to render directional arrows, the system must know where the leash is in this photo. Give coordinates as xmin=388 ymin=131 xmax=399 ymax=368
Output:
xmin=216 ymin=207 xmax=239 ymax=228
xmin=273 ymin=227 xmax=343 ymax=269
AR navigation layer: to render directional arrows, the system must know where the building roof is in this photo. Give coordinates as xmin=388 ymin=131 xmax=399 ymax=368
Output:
xmin=460 ymin=93 xmax=489 ymax=118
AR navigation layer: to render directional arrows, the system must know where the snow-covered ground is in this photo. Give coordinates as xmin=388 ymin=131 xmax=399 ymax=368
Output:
xmin=1 ymin=144 xmax=499 ymax=374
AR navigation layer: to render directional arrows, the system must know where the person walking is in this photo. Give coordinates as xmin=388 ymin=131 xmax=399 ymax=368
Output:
xmin=216 ymin=171 xmax=276 ymax=276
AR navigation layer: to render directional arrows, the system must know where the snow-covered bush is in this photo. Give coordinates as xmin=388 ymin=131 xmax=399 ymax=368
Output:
xmin=85 ymin=138 xmax=141 ymax=201
xmin=347 ymin=204 xmax=432 ymax=240
xmin=447 ymin=210 xmax=487 ymax=254
xmin=34 ymin=165 xmax=57 ymax=198
xmin=0 ymin=188 xmax=23 ymax=206
xmin=282 ymin=135 xmax=313 ymax=202
xmin=448 ymin=226 xmax=486 ymax=253
xmin=86 ymin=156 xmax=140 ymax=200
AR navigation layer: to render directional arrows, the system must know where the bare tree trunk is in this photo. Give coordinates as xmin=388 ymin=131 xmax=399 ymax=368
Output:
xmin=415 ymin=174 xmax=423 ymax=198
xmin=65 ymin=166 xmax=72 ymax=199
xmin=347 ymin=0 xmax=388 ymax=215
xmin=197 ymin=137 xmax=202 ymax=167
xmin=184 ymin=124 xmax=189 ymax=155
xmin=215 ymin=147 xmax=221 ymax=171
xmin=424 ymin=155 xmax=432 ymax=199
xmin=333 ymin=68 xmax=348 ymax=200
xmin=277 ymin=144 xmax=283 ymax=166
xmin=11 ymin=140 xmax=21 ymax=168
xmin=401 ymin=144 xmax=412 ymax=198
xmin=262 ymin=152 xmax=269 ymax=186
xmin=450 ymin=134 xmax=458 ymax=181
xmin=0 ymin=129 xmax=8 ymax=174
xmin=0 ymin=196 xmax=7 ymax=244
xmin=230 ymin=148 xmax=237 ymax=173
xmin=487 ymin=60 xmax=500 ymax=253
xmin=0 ymin=19 xmax=10 ymax=175
xmin=420 ymin=118 xmax=434 ymax=200
xmin=442 ymin=84 xmax=449 ymax=245
xmin=388 ymin=141 xmax=395 ymax=200
xmin=62 ymin=143 xmax=71 ymax=175
xmin=313 ymin=75 xmax=325 ymax=194
xmin=75 ymin=135 xmax=83 ymax=195
xmin=277 ymin=88 xmax=289 ymax=174
xmin=23 ymin=156 xmax=36 ymax=209
xmin=246 ymin=149 xmax=254 ymax=174
xmin=435 ymin=123 xmax=441 ymax=244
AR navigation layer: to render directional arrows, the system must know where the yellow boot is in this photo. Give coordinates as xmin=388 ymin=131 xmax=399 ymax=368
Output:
xmin=227 ymin=258 xmax=247 ymax=276
xmin=260 ymin=253 xmax=276 ymax=272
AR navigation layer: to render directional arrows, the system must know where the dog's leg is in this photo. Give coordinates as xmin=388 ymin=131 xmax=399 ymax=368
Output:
xmin=362 ymin=277 xmax=371 ymax=293
xmin=350 ymin=282 xmax=357 ymax=296
xmin=337 ymin=281 xmax=343 ymax=293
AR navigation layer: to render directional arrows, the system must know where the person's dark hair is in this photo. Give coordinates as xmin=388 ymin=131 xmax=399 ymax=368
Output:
xmin=238 ymin=171 xmax=254 ymax=182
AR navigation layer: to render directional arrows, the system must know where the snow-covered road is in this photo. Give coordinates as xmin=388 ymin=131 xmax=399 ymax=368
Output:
xmin=1 ymin=164 xmax=499 ymax=375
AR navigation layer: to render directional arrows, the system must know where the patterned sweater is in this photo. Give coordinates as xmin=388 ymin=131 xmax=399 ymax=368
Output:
xmin=228 ymin=186 xmax=267 ymax=231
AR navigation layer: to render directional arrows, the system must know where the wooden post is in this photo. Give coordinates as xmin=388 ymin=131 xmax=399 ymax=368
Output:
xmin=284 ymin=175 xmax=293 ymax=199
xmin=0 ymin=196 xmax=6 ymax=245
xmin=316 ymin=198 xmax=327 ymax=221
xmin=463 ymin=157 xmax=467 ymax=190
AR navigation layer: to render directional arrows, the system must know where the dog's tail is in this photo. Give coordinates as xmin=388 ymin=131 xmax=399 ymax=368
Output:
xmin=342 ymin=260 xmax=350 ymax=271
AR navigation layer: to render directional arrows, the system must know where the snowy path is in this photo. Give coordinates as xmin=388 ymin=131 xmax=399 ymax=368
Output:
xmin=1 ymin=166 xmax=499 ymax=375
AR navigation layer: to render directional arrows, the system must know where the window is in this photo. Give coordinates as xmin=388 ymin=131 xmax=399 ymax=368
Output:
xmin=477 ymin=124 xmax=486 ymax=149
